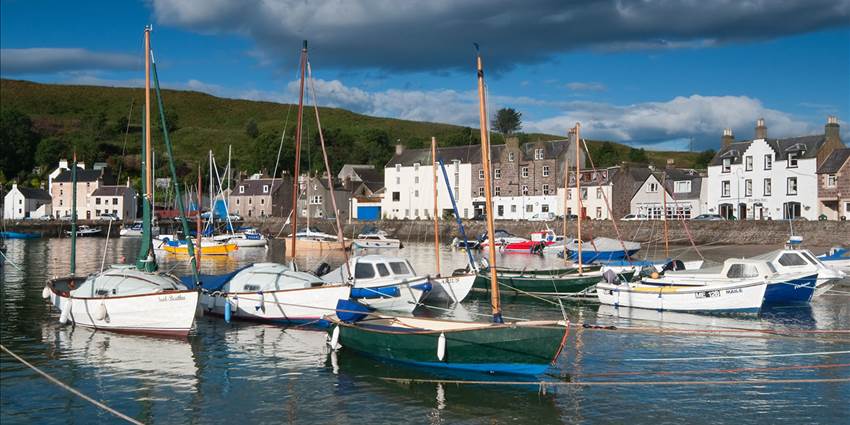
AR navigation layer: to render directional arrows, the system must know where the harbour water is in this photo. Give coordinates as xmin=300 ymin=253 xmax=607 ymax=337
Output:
xmin=1 ymin=237 xmax=848 ymax=424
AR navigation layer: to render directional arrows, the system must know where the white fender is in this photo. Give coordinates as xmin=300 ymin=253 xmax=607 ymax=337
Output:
xmin=42 ymin=286 xmax=51 ymax=299
xmin=437 ymin=332 xmax=446 ymax=361
xmin=59 ymin=299 xmax=72 ymax=325
xmin=94 ymin=302 xmax=107 ymax=321
xmin=329 ymin=325 xmax=341 ymax=350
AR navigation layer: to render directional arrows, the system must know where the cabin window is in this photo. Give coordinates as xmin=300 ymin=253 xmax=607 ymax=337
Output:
xmin=389 ymin=262 xmax=410 ymax=275
xmin=744 ymin=156 xmax=753 ymax=171
xmin=800 ymin=251 xmax=819 ymax=265
xmin=521 ymin=167 xmax=529 ymax=178
xmin=96 ymin=289 xmax=110 ymax=296
xmin=354 ymin=263 xmax=376 ymax=279
xmin=778 ymin=253 xmax=808 ymax=267
xmin=542 ymin=166 xmax=550 ymax=177
xmin=244 ymin=284 xmax=260 ymax=292
xmin=726 ymin=264 xmax=759 ymax=278
xmin=375 ymin=263 xmax=391 ymax=277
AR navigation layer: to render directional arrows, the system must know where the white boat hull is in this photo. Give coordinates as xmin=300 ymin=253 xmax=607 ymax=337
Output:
xmin=234 ymin=238 xmax=268 ymax=248
xmin=202 ymin=285 xmax=350 ymax=324
xmin=49 ymin=289 xmax=200 ymax=336
xmin=596 ymin=279 xmax=767 ymax=313
xmin=602 ymin=260 xmax=704 ymax=275
xmin=355 ymin=282 xmax=427 ymax=313
xmin=352 ymin=239 xmax=401 ymax=249
xmin=424 ymin=273 xmax=476 ymax=304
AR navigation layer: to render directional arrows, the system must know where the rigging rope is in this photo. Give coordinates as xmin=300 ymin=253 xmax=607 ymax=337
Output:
xmin=580 ymin=139 xmax=633 ymax=262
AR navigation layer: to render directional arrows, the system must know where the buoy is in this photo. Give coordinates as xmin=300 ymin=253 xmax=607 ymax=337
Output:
xmin=224 ymin=299 xmax=232 ymax=323
xmin=437 ymin=332 xmax=446 ymax=361
xmin=94 ymin=303 xmax=107 ymax=321
xmin=650 ymin=272 xmax=660 ymax=279
xmin=329 ymin=325 xmax=341 ymax=350
xmin=59 ymin=300 xmax=72 ymax=325
xmin=41 ymin=286 xmax=51 ymax=299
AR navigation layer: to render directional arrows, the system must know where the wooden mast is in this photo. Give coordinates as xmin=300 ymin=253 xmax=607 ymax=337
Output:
xmin=475 ymin=48 xmax=503 ymax=323
xmin=562 ymin=131 xmax=569 ymax=262
xmin=196 ymin=165 xmax=202 ymax=272
xmin=70 ymin=151 xmax=77 ymax=275
xmin=661 ymin=170 xmax=670 ymax=257
xmin=289 ymin=40 xmax=308 ymax=260
xmin=431 ymin=136 xmax=441 ymax=277
xmin=575 ymin=123 xmax=583 ymax=274
xmin=144 ymin=28 xmax=153 ymax=227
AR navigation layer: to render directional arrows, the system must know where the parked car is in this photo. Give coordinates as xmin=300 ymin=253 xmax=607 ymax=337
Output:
xmin=528 ymin=212 xmax=556 ymax=221
xmin=692 ymin=214 xmax=725 ymax=221
xmin=620 ymin=214 xmax=648 ymax=221
xmin=97 ymin=213 xmax=120 ymax=221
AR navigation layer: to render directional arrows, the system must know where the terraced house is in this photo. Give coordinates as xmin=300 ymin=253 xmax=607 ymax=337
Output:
xmin=817 ymin=147 xmax=850 ymax=220
xmin=706 ymin=117 xmax=844 ymax=220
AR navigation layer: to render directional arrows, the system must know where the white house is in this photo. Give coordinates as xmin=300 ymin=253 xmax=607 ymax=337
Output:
xmin=631 ymin=168 xmax=705 ymax=219
xmin=90 ymin=185 xmax=138 ymax=220
xmin=557 ymin=168 xmax=618 ymax=220
xmin=3 ymin=183 xmax=52 ymax=219
xmin=382 ymin=145 xmax=476 ymax=219
xmin=705 ymin=118 xmax=844 ymax=220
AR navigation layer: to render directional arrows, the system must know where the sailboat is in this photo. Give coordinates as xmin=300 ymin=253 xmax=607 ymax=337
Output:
xmin=325 ymin=47 xmax=568 ymax=375
xmin=162 ymin=170 xmax=237 ymax=256
xmin=43 ymin=26 xmax=200 ymax=336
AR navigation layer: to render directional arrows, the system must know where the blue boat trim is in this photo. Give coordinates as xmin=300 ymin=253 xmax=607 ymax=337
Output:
xmin=763 ymin=274 xmax=817 ymax=304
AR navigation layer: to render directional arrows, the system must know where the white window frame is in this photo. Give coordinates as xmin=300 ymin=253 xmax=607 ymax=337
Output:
xmin=722 ymin=158 xmax=731 ymax=173
xmin=788 ymin=152 xmax=799 ymax=168
xmin=262 ymin=185 xmax=269 ymax=193
xmin=494 ymin=169 xmax=501 ymax=180
xmin=745 ymin=179 xmax=752 ymax=197
xmin=521 ymin=167 xmax=529 ymax=178
xmin=239 ymin=186 xmax=245 ymax=194
xmin=542 ymin=184 xmax=550 ymax=195
xmin=787 ymin=177 xmax=798 ymax=195
xmin=674 ymin=181 xmax=691 ymax=193
xmin=745 ymin=156 xmax=753 ymax=171
xmin=521 ymin=185 xmax=529 ymax=195
xmin=722 ymin=181 xmax=731 ymax=197
xmin=764 ymin=178 xmax=772 ymax=196
xmin=478 ymin=169 xmax=484 ymax=180
xmin=826 ymin=174 xmax=837 ymax=188
xmin=542 ymin=166 xmax=550 ymax=177
xmin=764 ymin=154 xmax=772 ymax=170
xmin=508 ymin=152 xmax=515 ymax=162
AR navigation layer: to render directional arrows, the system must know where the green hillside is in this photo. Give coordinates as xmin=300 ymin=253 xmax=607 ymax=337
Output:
xmin=0 ymin=79 xmax=705 ymax=187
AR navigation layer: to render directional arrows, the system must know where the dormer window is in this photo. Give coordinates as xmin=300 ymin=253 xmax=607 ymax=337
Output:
xmin=239 ymin=186 xmax=245 ymax=194
xmin=534 ymin=148 xmax=544 ymax=160
xmin=674 ymin=181 xmax=691 ymax=193
xmin=722 ymin=158 xmax=731 ymax=173
xmin=788 ymin=152 xmax=798 ymax=168
xmin=395 ymin=164 xmax=401 ymax=172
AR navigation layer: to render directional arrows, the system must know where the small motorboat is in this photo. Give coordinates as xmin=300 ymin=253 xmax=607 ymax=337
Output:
xmin=65 ymin=225 xmax=101 ymax=237
xmin=215 ymin=228 xmax=268 ymax=248
xmin=818 ymin=246 xmax=850 ymax=273
xmin=599 ymin=259 xmax=704 ymax=275
xmin=161 ymin=237 xmax=237 ymax=256
xmin=321 ymin=255 xmax=432 ymax=313
xmin=119 ymin=220 xmax=160 ymax=237
xmin=352 ymin=229 xmax=401 ymax=249
xmin=751 ymin=238 xmax=846 ymax=296
xmin=502 ymin=229 xmax=561 ymax=253
xmin=561 ymin=237 xmax=640 ymax=263
xmin=0 ymin=231 xmax=42 ymax=239
xmin=478 ymin=229 xmax=527 ymax=248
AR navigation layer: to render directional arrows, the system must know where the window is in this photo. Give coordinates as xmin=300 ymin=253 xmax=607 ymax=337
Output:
xmin=722 ymin=158 xmax=731 ymax=173
xmin=392 ymin=192 xmax=400 ymax=201
xmin=95 ymin=198 xmax=101 ymax=205
xmin=104 ymin=198 xmax=109 ymax=205
xmin=541 ymin=204 xmax=549 ymax=213
xmin=726 ymin=263 xmax=760 ymax=278
xmin=764 ymin=155 xmax=772 ymax=170
xmin=261 ymin=199 xmax=265 ymax=205
xmin=248 ymin=198 xmax=252 ymax=204
xmin=413 ymin=163 xmax=420 ymax=172
xmin=722 ymin=181 xmax=731 ymax=197
xmin=495 ymin=169 xmax=501 ymax=179
xmin=508 ymin=152 xmax=515 ymax=162
xmin=674 ymin=181 xmax=691 ymax=193
xmin=354 ymin=263 xmax=376 ymax=279
xmin=396 ymin=176 xmax=401 ymax=185
xmin=745 ymin=156 xmax=753 ymax=171
xmin=647 ymin=182 xmax=658 ymax=193
xmin=60 ymin=190 xmax=63 ymax=196
xmin=534 ymin=148 xmax=544 ymax=160
xmin=799 ymin=251 xmax=819 ymax=265
xmin=778 ymin=253 xmax=808 ymax=267
xmin=497 ymin=205 xmax=504 ymax=216
xmin=526 ymin=204 xmax=533 ymax=213
xmin=827 ymin=174 xmax=837 ymax=188
xmin=521 ymin=185 xmax=529 ymax=195
xmin=494 ymin=186 xmax=501 ymax=196
xmin=236 ymin=199 xmax=240 ymax=205
xmin=788 ymin=152 xmax=799 ymax=168
xmin=596 ymin=188 xmax=603 ymax=199
xmin=113 ymin=197 xmax=118 ymax=204
xmin=310 ymin=195 xmax=323 ymax=204
xmin=580 ymin=188 xmax=587 ymax=200
xmin=414 ymin=190 xmax=419 ymax=198
xmin=479 ymin=169 xmax=484 ymax=180
xmin=542 ymin=184 xmax=550 ymax=195
xmin=239 ymin=186 xmax=245 ymax=194
xmin=787 ymin=177 xmax=798 ymax=195
xmin=389 ymin=262 xmax=410 ymax=275
xmin=764 ymin=178 xmax=772 ymax=196
xmin=542 ymin=166 xmax=550 ymax=177
xmin=414 ymin=209 xmax=419 ymax=217
xmin=596 ymin=207 xmax=603 ymax=219
xmin=567 ymin=190 xmax=572 ymax=200
xmin=744 ymin=179 xmax=752 ymax=197
xmin=395 ymin=164 xmax=401 ymax=172
xmin=521 ymin=167 xmax=529 ymax=178
xmin=262 ymin=185 xmax=269 ymax=193
xmin=510 ymin=205 xmax=517 ymax=213
xmin=478 ymin=187 xmax=485 ymax=197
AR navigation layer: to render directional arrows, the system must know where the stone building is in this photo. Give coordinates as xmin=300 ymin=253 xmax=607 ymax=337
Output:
xmin=817 ymin=147 xmax=850 ymax=220
xmin=90 ymin=185 xmax=137 ymax=220
xmin=230 ymin=174 xmax=293 ymax=218
xmin=297 ymin=174 xmax=355 ymax=221
xmin=50 ymin=166 xmax=114 ymax=219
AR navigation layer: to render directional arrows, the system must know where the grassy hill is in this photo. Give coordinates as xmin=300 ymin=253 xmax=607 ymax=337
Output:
xmin=1 ymin=78 xmax=704 ymax=184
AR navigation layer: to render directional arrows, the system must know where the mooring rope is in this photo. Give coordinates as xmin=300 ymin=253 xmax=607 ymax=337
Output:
xmin=0 ymin=344 xmax=143 ymax=425
xmin=0 ymin=250 xmax=24 ymax=272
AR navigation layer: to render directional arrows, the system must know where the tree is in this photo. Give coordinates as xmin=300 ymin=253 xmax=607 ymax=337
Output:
xmin=693 ymin=149 xmax=716 ymax=169
xmin=491 ymin=107 xmax=522 ymax=136
xmin=592 ymin=142 xmax=621 ymax=167
xmin=627 ymin=147 xmax=648 ymax=163
xmin=35 ymin=136 xmax=68 ymax=167
xmin=0 ymin=109 xmax=39 ymax=179
xmin=245 ymin=118 xmax=259 ymax=139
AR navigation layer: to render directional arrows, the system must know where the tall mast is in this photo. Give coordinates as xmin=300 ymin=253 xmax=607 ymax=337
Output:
xmin=289 ymin=40 xmax=308 ymax=260
xmin=70 ymin=151 xmax=77 ymax=275
xmin=144 ymin=28 xmax=153 ymax=216
xmin=661 ymin=170 xmax=670 ymax=257
xmin=562 ymin=131 xmax=569 ymax=262
xmin=209 ymin=150 xmax=214 ymax=230
xmin=196 ymin=167 xmax=202 ymax=271
xmin=475 ymin=48 xmax=503 ymax=323
xmin=136 ymin=25 xmax=156 ymax=272
xmin=431 ymin=136 xmax=441 ymax=276
xmin=575 ymin=123 xmax=583 ymax=274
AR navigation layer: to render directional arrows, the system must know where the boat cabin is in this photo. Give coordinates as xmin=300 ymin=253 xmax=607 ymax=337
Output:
xmin=222 ymin=263 xmax=326 ymax=293
xmin=325 ymin=255 xmax=420 ymax=284
xmin=73 ymin=265 xmax=187 ymax=297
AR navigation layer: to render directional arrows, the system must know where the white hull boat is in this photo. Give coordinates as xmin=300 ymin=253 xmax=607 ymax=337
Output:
xmin=423 ymin=273 xmax=476 ymax=304
xmin=322 ymin=255 xmax=431 ymax=313
xmin=601 ymin=259 xmax=704 ymax=275
xmin=751 ymin=247 xmax=846 ymax=297
xmin=352 ymin=232 xmax=402 ymax=249
xmin=597 ymin=278 xmax=767 ymax=313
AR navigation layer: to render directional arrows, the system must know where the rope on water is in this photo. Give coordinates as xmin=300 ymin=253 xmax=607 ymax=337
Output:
xmin=0 ymin=344 xmax=144 ymax=425
xmin=379 ymin=376 xmax=850 ymax=387
xmin=0 ymin=250 xmax=24 ymax=272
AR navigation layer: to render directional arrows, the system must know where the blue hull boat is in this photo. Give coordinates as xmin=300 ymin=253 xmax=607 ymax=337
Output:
xmin=763 ymin=274 xmax=817 ymax=304
xmin=0 ymin=231 xmax=41 ymax=239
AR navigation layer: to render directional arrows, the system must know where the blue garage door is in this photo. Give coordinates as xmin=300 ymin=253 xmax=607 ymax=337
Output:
xmin=357 ymin=206 xmax=381 ymax=221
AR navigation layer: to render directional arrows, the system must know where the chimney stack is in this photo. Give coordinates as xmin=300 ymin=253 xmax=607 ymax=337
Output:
xmin=721 ymin=128 xmax=734 ymax=148
xmin=505 ymin=136 xmax=519 ymax=149
xmin=825 ymin=115 xmax=840 ymax=142
xmin=755 ymin=118 xmax=767 ymax=140
xmin=395 ymin=144 xmax=405 ymax=156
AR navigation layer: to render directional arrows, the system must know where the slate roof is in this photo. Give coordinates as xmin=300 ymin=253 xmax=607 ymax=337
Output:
xmin=53 ymin=167 xmax=111 ymax=183
xmin=386 ymin=145 xmax=480 ymax=167
xmin=817 ymin=148 xmax=850 ymax=174
xmin=232 ymin=178 xmax=287 ymax=196
xmin=659 ymin=168 xmax=702 ymax=200
xmin=710 ymin=135 xmax=828 ymax=167
xmin=353 ymin=168 xmax=383 ymax=183
xmin=15 ymin=186 xmax=51 ymax=200
xmin=91 ymin=186 xmax=136 ymax=197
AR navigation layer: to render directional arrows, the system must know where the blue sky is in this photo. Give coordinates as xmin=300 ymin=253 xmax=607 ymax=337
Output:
xmin=2 ymin=0 xmax=849 ymax=151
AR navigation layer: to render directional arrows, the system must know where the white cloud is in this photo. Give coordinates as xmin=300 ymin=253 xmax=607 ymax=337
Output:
xmin=565 ymin=81 xmax=606 ymax=92
xmin=0 ymin=48 xmax=138 ymax=74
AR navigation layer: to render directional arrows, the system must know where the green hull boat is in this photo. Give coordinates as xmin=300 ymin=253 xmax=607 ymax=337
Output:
xmin=327 ymin=315 xmax=568 ymax=375
xmin=474 ymin=270 xmax=634 ymax=296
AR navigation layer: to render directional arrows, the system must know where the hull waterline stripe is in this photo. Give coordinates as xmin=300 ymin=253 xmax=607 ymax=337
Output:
xmin=624 ymin=350 xmax=850 ymax=362
xmin=379 ymin=376 xmax=850 ymax=387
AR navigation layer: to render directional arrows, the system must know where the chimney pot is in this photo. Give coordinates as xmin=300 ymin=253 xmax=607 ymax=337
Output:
xmin=721 ymin=128 xmax=734 ymax=148
xmin=395 ymin=144 xmax=404 ymax=155
xmin=755 ymin=118 xmax=767 ymax=140
xmin=825 ymin=115 xmax=840 ymax=142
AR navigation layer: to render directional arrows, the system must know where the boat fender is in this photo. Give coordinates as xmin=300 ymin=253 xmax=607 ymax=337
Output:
xmin=94 ymin=303 xmax=107 ymax=321
xmin=437 ymin=332 xmax=446 ymax=361
xmin=59 ymin=300 xmax=72 ymax=325
xmin=255 ymin=291 xmax=265 ymax=312
xmin=329 ymin=325 xmax=341 ymax=350
xmin=224 ymin=299 xmax=232 ymax=323
xmin=42 ymin=286 xmax=51 ymax=299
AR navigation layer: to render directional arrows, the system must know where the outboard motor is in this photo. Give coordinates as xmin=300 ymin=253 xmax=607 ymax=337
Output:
xmin=314 ymin=262 xmax=332 ymax=277
xmin=662 ymin=260 xmax=685 ymax=272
